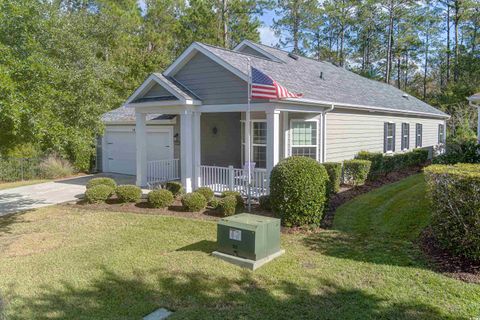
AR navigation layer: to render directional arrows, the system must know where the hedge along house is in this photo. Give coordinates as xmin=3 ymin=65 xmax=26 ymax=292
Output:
xmin=99 ymin=40 xmax=449 ymax=195
xmin=468 ymin=93 xmax=480 ymax=143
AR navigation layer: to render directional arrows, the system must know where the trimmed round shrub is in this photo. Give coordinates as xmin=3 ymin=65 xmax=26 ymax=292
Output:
xmin=270 ymin=156 xmax=328 ymax=227
xmin=85 ymin=185 xmax=114 ymax=204
xmin=181 ymin=192 xmax=207 ymax=212
xmin=425 ymin=164 xmax=480 ymax=261
xmin=219 ymin=195 xmax=237 ymax=216
xmin=115 ymin=185 xmax=142 ymax=203
xmin=209 ymin=197 xmax=220 ymax=209
xmin=258 ymin=195 xmax=271 ymax=211
xmin=195 ymin=187 xmax=214 ymax=202
xmin=322 ymin=162 xmax=342 ymax=194
xmin=221 ymin=191 xmax=245 ymax=209
xmin=343 ymin=159 xmax=371 ymax=186
xmin=147 ymin=189 xmax=174 ymax=208
xmin=355 ymin=151 xmax=384 ymax=179
xmin=86 ymin=177 xmax=117 ymax=190
xmin=165 ymin=181 xmax=184 ymax=197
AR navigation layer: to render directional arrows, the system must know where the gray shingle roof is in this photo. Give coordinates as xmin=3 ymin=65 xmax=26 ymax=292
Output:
xmin=102 ymin=107 xmax=177 ymax=123
xmin=152 ymin=73 xmax=200 ymax=100
xmin=197 ymin=41 xmax=448 ymax=117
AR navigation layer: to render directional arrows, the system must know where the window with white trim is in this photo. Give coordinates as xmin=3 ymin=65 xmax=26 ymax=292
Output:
xmin=438 ymin=124 xmax=445 ymax=144
xmin=384 ymin=122 xmax=395 ymax=153
xmin=241 ymin=120 xmax=266 ymax=168
xmin=290 ymin=120 xmax=318 ymax=160
xmin=416 ymin=123 xmax=423 ymax=148
xmin=401 ymin=123 xmax=410 ymax=150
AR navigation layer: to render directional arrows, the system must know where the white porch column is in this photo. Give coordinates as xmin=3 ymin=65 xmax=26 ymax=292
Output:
xmin=193 ymin=111 xmax=202 ymax=189
xmin=266 ymin=110 xmax=280 ymax=189
xmin=180 ymin=110 xmax=194 ymax=193
xmin=135 ymin=112 xmax=147 ymax=187
xmin=283 ymin=111 xmax=289 ymax=159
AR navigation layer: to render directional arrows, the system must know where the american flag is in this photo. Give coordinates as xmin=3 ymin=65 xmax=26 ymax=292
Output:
xmin=250 ymin=67 xmax=303 ymax=100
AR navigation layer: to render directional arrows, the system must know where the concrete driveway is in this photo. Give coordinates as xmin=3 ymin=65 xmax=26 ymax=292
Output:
xmin=0 ymin=174 xmax=135 ymax=216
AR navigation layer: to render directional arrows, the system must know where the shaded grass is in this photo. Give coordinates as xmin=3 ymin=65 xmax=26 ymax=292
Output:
xmin=0 ymin=175 xmax=479 ymax=319
xmin=0 ymin=180 xmax=48 ymax=191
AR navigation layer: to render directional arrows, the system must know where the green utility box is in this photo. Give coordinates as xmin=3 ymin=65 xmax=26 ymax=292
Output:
xmin=216 ymin=213 xmax=281 ymax=261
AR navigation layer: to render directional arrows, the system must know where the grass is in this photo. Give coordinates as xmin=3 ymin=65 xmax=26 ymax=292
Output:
xmin=0 ymin=179 xmax=48 ymax=191
xmin=0 ymin=174 xmax=479 ymax=319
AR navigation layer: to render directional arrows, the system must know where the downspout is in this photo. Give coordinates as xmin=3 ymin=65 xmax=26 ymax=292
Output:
xmin=322 ymin=104 xmax=335 ymax=163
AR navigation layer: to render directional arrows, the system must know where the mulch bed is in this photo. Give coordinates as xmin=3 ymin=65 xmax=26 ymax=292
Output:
xmin=66 ymin=197 xmax=273 ymax=222
xmin=321 ymin=165 xmax=425 ymax=228
xmin=420 ymin=228 xmax=480 ymax=284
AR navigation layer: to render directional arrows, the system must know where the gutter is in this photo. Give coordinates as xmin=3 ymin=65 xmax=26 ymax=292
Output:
xmin=321 ymin=104 xmax=335 ymax=163
xmin=277 ymin=98 xmax=450 ymax=119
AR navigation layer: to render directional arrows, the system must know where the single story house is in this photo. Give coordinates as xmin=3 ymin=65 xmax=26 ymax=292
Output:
xmin=98 ymin=40 xmax=449 ymax=195
xmin=468 ymin=93 xmax=480 ymax=143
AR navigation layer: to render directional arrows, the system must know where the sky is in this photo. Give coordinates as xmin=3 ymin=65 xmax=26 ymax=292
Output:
xmin=258 ymin=10 xmax=280 ymax=46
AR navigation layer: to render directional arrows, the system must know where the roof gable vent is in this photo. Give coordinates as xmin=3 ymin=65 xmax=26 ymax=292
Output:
xmin=288 ymin=52 xmax=299 ymax=60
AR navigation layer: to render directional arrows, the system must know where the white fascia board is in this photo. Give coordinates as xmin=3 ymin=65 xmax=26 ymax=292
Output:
xmin=163 ymin=42 xmax=249 ymax=82
xmin=103 ymin=119 xmax=176 ymax=126
xmin=127 ymin=100 xmax=201 ymax=109
xmin=277 ymin=98 xmax=450 ymax=119
xmin=233 ymin=40 xmax=284 ymax=63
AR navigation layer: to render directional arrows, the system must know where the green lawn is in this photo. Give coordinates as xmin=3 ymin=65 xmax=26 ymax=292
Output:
xmin=0 ymin=179 xmax=48 ymax=191
xmin=0 ymin=174 xmax=479 ymax=319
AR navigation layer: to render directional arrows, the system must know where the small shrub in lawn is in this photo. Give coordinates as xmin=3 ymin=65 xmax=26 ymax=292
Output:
xmin=147 ymin=189 xmax=174 ymax=208
xmin=270 ymin=156 xmax=328 ymax=227
xmin=209 ymin=197 xmax=220 ymax=209
xmin=424 ymin=164 xmax=480 ymax=261
xmin=258 ymin=195 xmax=271 ymax=211
xmin=86 ymin=177 xmax=117 ymax=189
xmin=165 ymin=181 xmax=184 ymax=197
xmin=115 ymin=185 xmax=142 ymax=203
xmin=219 ymin=195 xmax=237 ymax=216
xmin=343 ymin=159 xmax=371 ymax=186
xmin=221 ymin=191 xmax=245 ymax=209
xmin=195 ymin=187 xmax=214 ymax=202
xmin=181 ymin=192 xmax=207 ymax=212
xmin=322 ymin=162 xmax=342 ymax=194
xmin=39 ymin=154 xmax=74 ymax=179
xmin=84 ymin=185 xmax=113 ymax=203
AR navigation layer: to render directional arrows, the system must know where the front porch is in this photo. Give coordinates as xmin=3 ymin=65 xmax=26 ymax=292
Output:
xmin=135 ymin=103 xmax=330 ymax=196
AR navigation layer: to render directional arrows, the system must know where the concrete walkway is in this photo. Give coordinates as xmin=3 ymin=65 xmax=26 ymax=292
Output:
xmin=0 ymin=174 xmax=135 ymax=216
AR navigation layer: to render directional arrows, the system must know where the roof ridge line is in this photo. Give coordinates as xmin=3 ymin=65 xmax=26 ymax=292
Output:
xmin=196 ymin=42 xmax=284 ymax=63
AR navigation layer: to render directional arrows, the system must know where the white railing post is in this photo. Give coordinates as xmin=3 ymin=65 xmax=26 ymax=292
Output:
xmin=228 ymin=165 xmax=234 ymax=191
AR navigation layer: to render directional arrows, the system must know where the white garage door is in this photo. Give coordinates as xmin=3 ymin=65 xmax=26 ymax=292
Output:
xmin=104 ymin=126 xmax=173 ymax=175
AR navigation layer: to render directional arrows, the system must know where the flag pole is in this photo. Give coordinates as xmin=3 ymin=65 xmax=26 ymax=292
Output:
xmin=246 ymin=58 xmax=252 ymax=212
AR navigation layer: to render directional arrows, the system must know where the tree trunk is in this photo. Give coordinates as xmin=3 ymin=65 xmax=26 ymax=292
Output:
xmin=453 ymin=0 xmax=460 ymax=82
xmin=386 ymin=3 xmax=394 ymax=83
xmin=424 ymin=32 xmax=430 ymax=100
xmin=404 ymin=50 xmax=409 ymax=89
xmin=446 ymin=3 xmax=451 ymax=84
xmin=221 ymin=0 xmax=228 ymax=48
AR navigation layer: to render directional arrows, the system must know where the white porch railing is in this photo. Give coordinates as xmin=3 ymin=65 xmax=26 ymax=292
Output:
xmin=147 ymin=159 xmax=180 ymax=184
xmin=200 ymin=165 xmax=268 ymax=198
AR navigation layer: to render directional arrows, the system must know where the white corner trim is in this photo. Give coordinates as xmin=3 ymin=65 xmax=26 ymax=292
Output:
xmin=233 ymin=40 xmax=284 ymax=63
xmin=163 ymin=42 xmax=249 ymax=82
